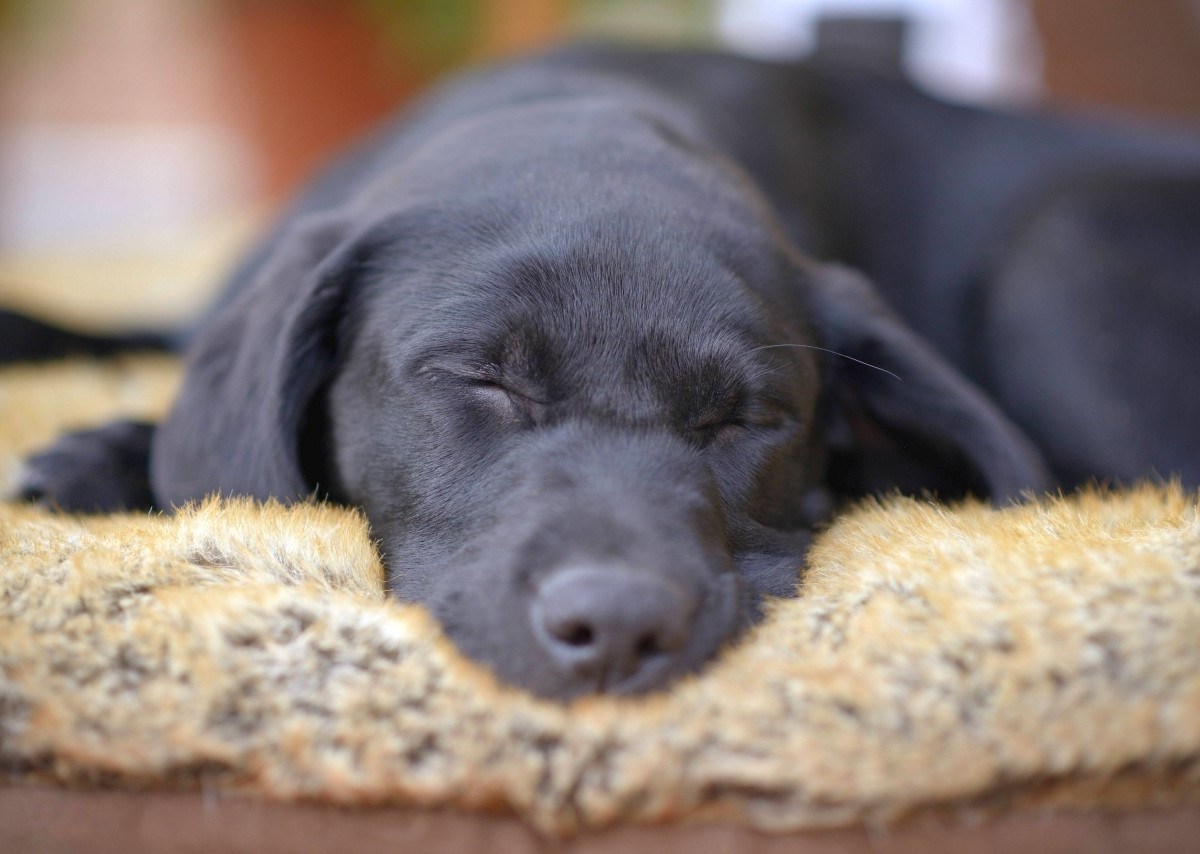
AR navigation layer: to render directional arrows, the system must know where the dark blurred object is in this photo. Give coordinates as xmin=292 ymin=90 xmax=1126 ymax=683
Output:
xmin=1034 ymin=0 xmax=1200 ymax=121
xmin=0 ymin=308 xmax=172 ymax=362
xmin=812 ymin=15 xmax=909 ymax=78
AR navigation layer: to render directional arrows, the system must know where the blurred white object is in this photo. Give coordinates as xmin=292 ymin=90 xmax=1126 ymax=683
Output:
xmin=0 ymin=125 xmax=253 ymax=253
xmin=0 ymin=0 xmax=257 ymax=254
xmin=717 ymin=0 xmax=1044 ymax=104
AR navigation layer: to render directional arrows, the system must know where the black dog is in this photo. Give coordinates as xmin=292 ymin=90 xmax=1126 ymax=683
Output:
xmin=12 ymin=45 xmax=1200 ymax=698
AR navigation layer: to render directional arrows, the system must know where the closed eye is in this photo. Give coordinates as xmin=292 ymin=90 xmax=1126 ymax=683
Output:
xmin=689 ymin=417 xmax=746 ymax=445
xmin=466 ymin=377 xmax=547 ymax=425
xmin=470 ymin=378 xmax=517 ymax=402
xmin=688 ymin=399 xmax=792 ymax=446
xmin=417 ymin=356 xmax=547 ymax=424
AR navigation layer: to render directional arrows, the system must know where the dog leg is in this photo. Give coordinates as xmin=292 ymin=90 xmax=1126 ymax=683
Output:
xmin=21 ymin=420 xmax=157 ymax=512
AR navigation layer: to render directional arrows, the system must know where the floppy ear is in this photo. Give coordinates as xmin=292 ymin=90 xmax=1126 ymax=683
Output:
xmin=807 ymin=264 xmax=1049 ymax=502
xmin=151 ymin=211 xmax=372 ymax=506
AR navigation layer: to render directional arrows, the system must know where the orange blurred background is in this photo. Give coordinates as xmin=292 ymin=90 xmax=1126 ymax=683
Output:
xmin=0 ymin=0 xmax=722 ymax=326
xmin=0 ymin=0 xmax=1197 ymax=324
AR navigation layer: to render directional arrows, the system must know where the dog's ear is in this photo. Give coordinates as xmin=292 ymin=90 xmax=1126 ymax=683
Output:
xmin=806 ymin=264 xmax=1049 ymax=502
xmin=151 ymin=211 xmax=377 ymax=506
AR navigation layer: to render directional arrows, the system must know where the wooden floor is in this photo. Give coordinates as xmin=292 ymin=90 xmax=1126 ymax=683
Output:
xmin=3 ymin=787 xmax=1199 ymax=854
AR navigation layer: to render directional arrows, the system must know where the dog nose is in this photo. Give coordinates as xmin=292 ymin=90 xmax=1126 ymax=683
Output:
xmin=533 ymin=566 xmax=695 ymax=691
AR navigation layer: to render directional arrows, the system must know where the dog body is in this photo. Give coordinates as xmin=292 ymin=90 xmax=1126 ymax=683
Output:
xmin=16 ymin=46 xmax=1200 ymax=696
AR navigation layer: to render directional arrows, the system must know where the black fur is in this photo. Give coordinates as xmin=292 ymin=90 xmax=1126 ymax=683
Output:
xmin=22 ymin=421 xmax=156 ymax=512
xmin=11 ymin=45 xmax=1200 ymax=697
xmin=0 ymin=309 xmax=171 ymax=363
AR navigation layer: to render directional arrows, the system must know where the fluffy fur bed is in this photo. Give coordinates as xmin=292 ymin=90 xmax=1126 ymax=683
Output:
xmin=1 ymin=355 xmax=1199 ymax=835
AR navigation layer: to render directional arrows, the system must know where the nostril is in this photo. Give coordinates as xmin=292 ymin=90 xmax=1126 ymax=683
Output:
xmin=635 ymin=633 xmax=662 ymax=659
xmin=558 ymin=622 xmax=595 ymax=648
xmin=532 ymin=565 xmax=696 ymax=690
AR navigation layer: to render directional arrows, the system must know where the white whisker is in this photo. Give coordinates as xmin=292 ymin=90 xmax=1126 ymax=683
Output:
xmin=751 ymin=343 xmax=902 ymax=381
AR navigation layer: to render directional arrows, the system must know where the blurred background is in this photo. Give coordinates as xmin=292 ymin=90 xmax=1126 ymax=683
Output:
xmin=1 ymin=0 xmax=1198 ymax=328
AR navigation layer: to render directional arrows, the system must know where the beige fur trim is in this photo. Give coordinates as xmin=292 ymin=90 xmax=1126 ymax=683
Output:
xmin=1 ymin=357 xmax=1199 ymax=834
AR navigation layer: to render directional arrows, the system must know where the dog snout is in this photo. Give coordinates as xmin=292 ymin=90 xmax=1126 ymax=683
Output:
xmin=532 ymin=565 xmax=697 ymax=693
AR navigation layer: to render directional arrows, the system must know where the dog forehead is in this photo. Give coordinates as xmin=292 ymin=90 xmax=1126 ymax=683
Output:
xmin=471 ymin=241 xmax=770 ymax=353
xmin=348 ymin=171 xmax=812 ymax=400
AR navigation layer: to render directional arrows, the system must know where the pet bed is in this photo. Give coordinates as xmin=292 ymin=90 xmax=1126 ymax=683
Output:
xmin=2 ymin=354 xmax=1199 ymax=850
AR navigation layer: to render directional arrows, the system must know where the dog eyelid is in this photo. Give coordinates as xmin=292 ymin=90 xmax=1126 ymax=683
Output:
xmin=420 ymin=359 xmax=511 ymax=391
xmin=466 ymin=376 xmax=548 ymax=406
xmin=459 ymin=375 xmax=550 ymax=427
xmin=462 ymin=378 xmax=529 ymax=424
xmin=692 ymin=415 xmax=745 ymax=432
xmin=686 ymin=418 xmax=745 ymax=449
xmin=691 ymin=397 xmax=791 ymax=435
xmin=470 ymin=378 xmax=517 ymax=401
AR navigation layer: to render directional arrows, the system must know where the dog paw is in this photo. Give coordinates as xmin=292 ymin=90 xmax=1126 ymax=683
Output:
xmin=20 ymin=420 xmax=157 ymax=512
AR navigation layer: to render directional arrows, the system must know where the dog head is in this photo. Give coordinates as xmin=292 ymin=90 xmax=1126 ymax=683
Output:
xmin=153 ymin=102 xmax=1046 ymax=698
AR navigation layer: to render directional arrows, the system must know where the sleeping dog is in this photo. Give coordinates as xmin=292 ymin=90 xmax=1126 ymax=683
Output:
xmin=12 ymin=45 xmax=1200 ymax=698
